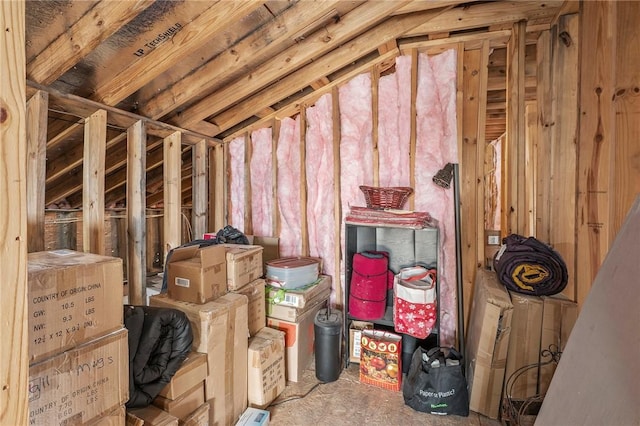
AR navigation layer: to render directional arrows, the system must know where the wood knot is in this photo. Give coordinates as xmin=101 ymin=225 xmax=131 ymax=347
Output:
xmin=0 ymin=107 xmax=7 ymax=124
xmin=559 ymin=31 xmax=572 ymax=47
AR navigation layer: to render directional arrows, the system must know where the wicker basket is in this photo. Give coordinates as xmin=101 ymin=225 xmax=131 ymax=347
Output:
xmin=359 ymin=186 xmax=413 ymax=209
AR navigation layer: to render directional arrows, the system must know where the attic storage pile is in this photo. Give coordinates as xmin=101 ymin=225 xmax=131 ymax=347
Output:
xmin=465 ymin=236 xmax=576 ymax=425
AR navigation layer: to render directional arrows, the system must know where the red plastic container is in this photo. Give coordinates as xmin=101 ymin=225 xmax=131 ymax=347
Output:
xmin=349 ymin=252 xmax=393 ymax=320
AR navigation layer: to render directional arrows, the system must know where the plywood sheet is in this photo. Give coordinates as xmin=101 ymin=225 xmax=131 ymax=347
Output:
xmin=536 ymin=197 xmax=640 ymax=425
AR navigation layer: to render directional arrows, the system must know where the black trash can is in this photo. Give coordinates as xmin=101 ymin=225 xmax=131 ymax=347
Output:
xmin=402 ymin=334 xmax=418 ymax=375
xmin=314 ymin=308 xmax=343 ymax=383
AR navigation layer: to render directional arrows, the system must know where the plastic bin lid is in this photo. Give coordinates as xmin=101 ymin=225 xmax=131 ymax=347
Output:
xmin=266 ymin=256 xmax=320 ymax=269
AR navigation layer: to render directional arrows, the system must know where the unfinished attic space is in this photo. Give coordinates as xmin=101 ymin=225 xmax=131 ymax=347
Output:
xmin=2 ymin=1 xmax=640 ymax=425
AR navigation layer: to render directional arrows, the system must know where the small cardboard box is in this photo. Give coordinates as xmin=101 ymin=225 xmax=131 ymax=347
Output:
xmin=236 ymin=407 xmax=270 ymax=426
xmin=153 ymin=383 xmax=205 ymax=421
xmin=222 ymin=244 xmax=264 ymax=291
xmin=27 ymin=249 xmax=124 ymax=364
xmin=28 ymin=328 xmax=129 ymax=425
xmin=167 ymin=244 xmax=226 ymax=304
xmin=359 ymin=330 xmax=402 ymax=391
xmin=158 ymin=352 xmax=207 ymax=400
xmin=349 ymin=321 xmax=374 ymax=364
xmin=233 ymin=278 xmax=266 ymax=337
xmin=504 ymin=291 xmax=544 ymax=400
xmin=247 ymin=327 xmax=286 ymax=408
xmin=265 ymin=285 xmax=330 ymax=322
xmin=265 ymin=275 xmax=331 ymax=309
xmin=150 ymin=293 xmax=248 ymax=426
xmin=126 ymin=405 xmax=179 ymax=426
xmin=180 ymin=402 xmax=209 ymax=426
xmin=266 ymin=300 xmax=326 ymax=383
xmin=465 ymin=269 xmax=514 ymax=419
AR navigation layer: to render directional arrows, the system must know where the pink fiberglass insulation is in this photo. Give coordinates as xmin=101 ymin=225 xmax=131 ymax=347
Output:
xmin=378 ymin=55 xmax=412 ymax=188
xmin=339 ymin=73 xmax=374 ymax=211
xmin=415 ymin=49 xmax=459 ymax=347
xmin=229 ymin=136 xmax=245 ymax=232
xmin=276 ymin=116 xmax=302 ymax=257
xmin=339 ymin=73 xmax=374 ymax=296
xmin=250 ymin=127 xmax=273 ymax=237
xmin=488 ymin=135 xmax=502 ymax=230
xmin=305 ymin=93 xmax=337 ymax=304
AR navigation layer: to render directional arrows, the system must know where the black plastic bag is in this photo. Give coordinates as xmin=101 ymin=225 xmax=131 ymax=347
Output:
xmin=402 ymin=347 xmax=469 ymax=416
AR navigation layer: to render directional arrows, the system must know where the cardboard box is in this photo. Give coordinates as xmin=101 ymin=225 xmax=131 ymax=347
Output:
xmin=153 ymin=383 xmax=205 ymax=421
xmin=266 ymin=300 xmax=326 ymax=382
xmin=265 ymin=275 xmax=331 ymax=309
xmin=359 ymin=330 xmax=402 ymax=391
xmin=349 ymin=321 xmax=374 ymax=364
xmin=504 ymin=291 xmax=544 ymax=400
xmin=150 ymin=293 xmax=248 ymax=426
xmin=539 ymin=295 xmax=577 ymax=395
xmin=222 ymin=244 xmax=264 ymax=291
xmin=126 ymin=405 xmax=179 ymax=426
xmin=265 ymin=285 xmax=330 ymax=322
xmin=465 ymin=269 xmax=514 ymax=419
xmin=235 ymin=407 xmax=270 ymax=426
xmin=247 ymin=327 xmax=286 ymax=408
xmin=158 ymin=352 xmax=207 ymax=400
xmin=28 ymin=328 xmax=129 ymax=425
xmin=167 ymin=245 xmax=227 ymax=304
xmin=250 ymin=236 xmax=279 ymax=270
xmin=233 ymin=278 xmax=266 ymax=337
xmin=27 ymin=249 xmax=124 ymax=364
xmin=89 ymin=405 xmax=126 ymax=426
xmin=180 ymin=403 xmax=209 ymax=426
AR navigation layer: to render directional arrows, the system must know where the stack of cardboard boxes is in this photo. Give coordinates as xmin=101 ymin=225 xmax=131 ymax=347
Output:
xmin=149 ymin=243 xmax=255 ymax=425
xmin=27 ymin=250 xmax=128 ymax=425
xmin=265 ymin=274 xmax=332 ymax=383
xmin=148 ymin=239 xmax=286 ymax=425
xmin=465 ymin=269 xmax=578 ymax=420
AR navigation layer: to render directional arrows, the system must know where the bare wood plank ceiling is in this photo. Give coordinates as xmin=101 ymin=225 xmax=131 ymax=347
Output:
xmin=25 ymin=0 xmax=571 ymax=209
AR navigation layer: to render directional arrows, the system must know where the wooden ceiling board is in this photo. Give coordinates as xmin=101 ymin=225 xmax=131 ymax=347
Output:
xmin=171 ymin=0 xmax=413 ymax=129
xmin=136 ymin=0 xmax=352 ymax=120
xmin=25 ymin=0 xmax=95 ymax=62
xmin=129 ymin=2 xmax=291 ymax=110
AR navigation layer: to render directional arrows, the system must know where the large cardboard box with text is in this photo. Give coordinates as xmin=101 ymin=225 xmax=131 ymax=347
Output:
xmin=28 ymin=328 xmax=128 ymax=425
xmin=465 ymin=269 xmax=514 ymax=419
xmin=27 ymin=249 xmax=123 ymax=364
xmin=247 ymin=327 xmax=286 ymax=408
xmin=88 ymin=405 xmax=125 ymax=426
xmin=150 ymin=293 xmax=248 ymax=426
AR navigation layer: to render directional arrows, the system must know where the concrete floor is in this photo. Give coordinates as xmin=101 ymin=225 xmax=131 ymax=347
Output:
xmin=268 ymin=361 xmax=502 ymax=426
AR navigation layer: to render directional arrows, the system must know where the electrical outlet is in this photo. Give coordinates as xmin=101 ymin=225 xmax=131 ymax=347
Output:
xmin=487 ymin=235 xmax=500 ymax=245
